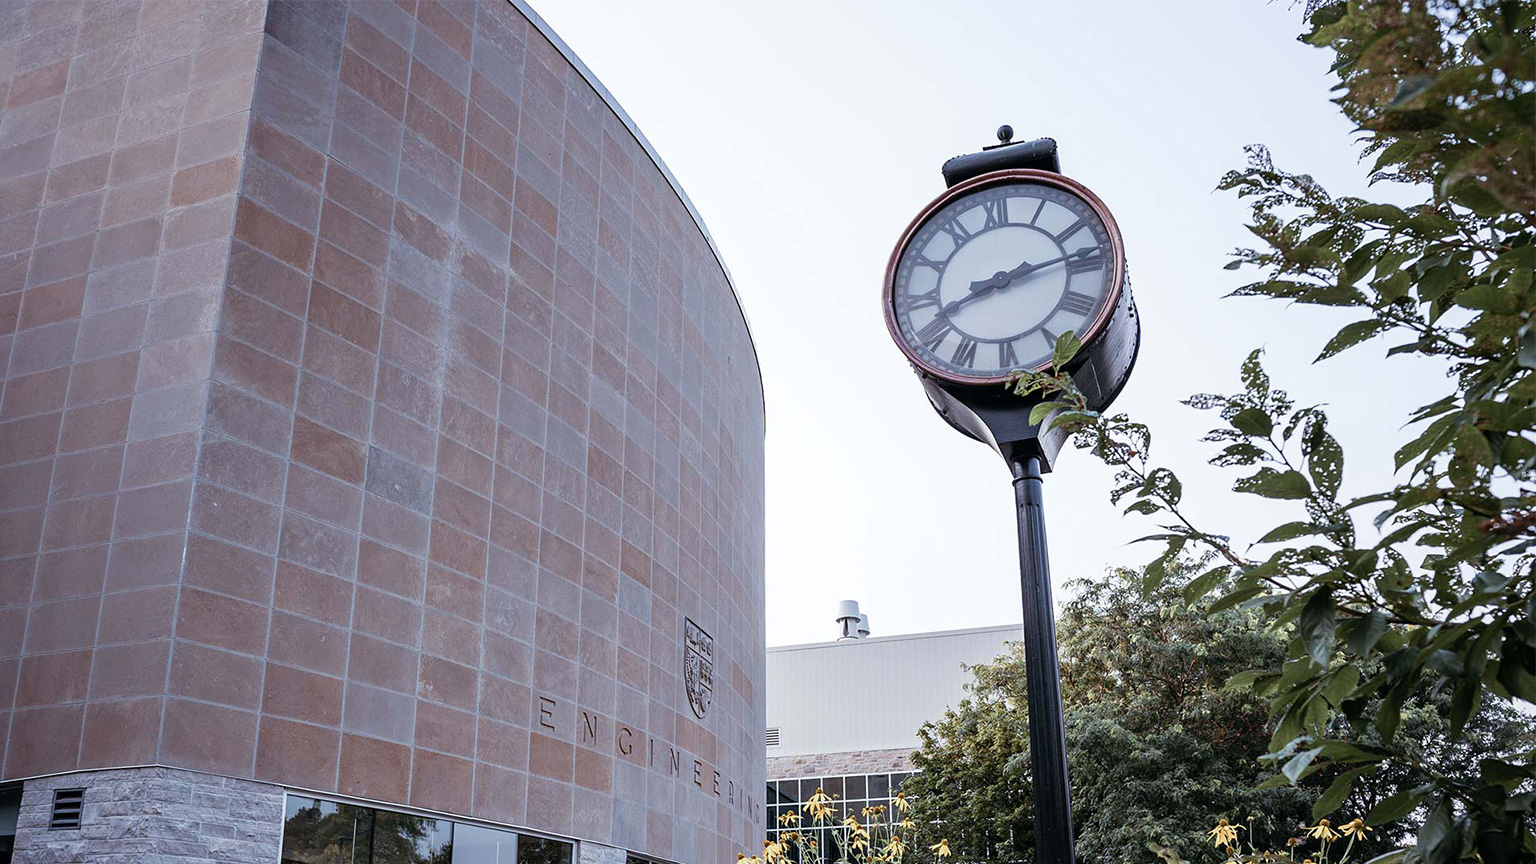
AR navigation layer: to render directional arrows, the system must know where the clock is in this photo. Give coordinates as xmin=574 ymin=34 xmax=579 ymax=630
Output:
xmin=884 ymin=169 xmax=1128 ymax=386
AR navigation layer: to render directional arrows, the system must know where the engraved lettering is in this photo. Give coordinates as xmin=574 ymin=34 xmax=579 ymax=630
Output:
xmin=581 ymin=709 xmax=598 ymax=744
xmin=693 ymin=760 xmax=703 ymax=788
xmin=538 ymin=697 xmax=556 ymax=730
xmin=618 ymin=725 xmax=634 ymax=756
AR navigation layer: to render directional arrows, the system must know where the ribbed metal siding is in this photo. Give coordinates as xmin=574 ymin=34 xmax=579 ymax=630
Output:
xmin=765 ymin=625 xmax=1022 ymax=758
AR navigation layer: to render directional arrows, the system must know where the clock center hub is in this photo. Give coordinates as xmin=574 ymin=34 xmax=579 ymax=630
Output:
xmin=940 ymin=226 xmax=1064 ymax=341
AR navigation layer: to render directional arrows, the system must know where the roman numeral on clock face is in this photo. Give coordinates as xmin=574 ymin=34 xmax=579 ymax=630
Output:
xmin=899 ymin=289 xmax=940 ymax=312
xmin=913 ymin=255 xmax=945 ymax=272
xmin=999 ymin=340 xmax=1019 ymax=368
xmin=982 ymin=199 xmax=1008 ymax=230
xmin=950 ymin=337 xmax=978 ymax=368
xmin=1066 ymin=248 xmax=1103 ymax=274
xmin=1054 ymin=218 xmax=1088 ymax=243
xmin=916 ymin=317 xmax=953 ymax=351
xmin=938 ymin=219 xmax=970 ymax=244
xmin=1060 ymin=291 xmax=1096 ymax=315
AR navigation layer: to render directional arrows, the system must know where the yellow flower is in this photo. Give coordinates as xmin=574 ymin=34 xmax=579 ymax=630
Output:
xmin=1340 ymin=818 xmax=1372 ymax=839
xmin=893 ymin=793 xmax=912 ymax=814
xmin=803 ymin=787 xmax=835 ymax=823
xmin=778 ymin=810 xmax=800 ymax=827
xmin=1305 ymin=819 xmax=1339 ymax=842
xmin=929 ymin=839 xmax=952 ymax=858
xmin=886 ymin=835 xmax=908 ymax=858
xmin=1207 ymin=818 xmax=1244 ymax=849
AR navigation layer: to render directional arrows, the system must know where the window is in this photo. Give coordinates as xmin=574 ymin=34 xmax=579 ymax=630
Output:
xmin=281 ymin=797 xmax=374 ymax=864
xmin=281 ymin=795 xmax=572 ymax=864
xmin=765 ymin=771 xmax=919 ymax=854
xmin=0 ymin=786 xmax=19 ymax=864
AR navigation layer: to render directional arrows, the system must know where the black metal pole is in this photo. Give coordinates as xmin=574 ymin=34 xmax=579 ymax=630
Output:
xmin=1010 ymin=454 xmax=1076 ymax=864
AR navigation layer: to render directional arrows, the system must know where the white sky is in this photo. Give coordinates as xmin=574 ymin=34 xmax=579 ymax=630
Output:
xmin=533 ymin=0 xmax=1442 ymax=647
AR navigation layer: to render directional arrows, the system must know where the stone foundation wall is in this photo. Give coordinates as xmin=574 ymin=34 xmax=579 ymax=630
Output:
xmin=767 ymin=748 xmax=916 ymax=780
xmin=10 ymin=766 xmax=285 ymax=864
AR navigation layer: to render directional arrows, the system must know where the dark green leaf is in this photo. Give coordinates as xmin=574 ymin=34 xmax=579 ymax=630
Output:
xmin=1367 ymin=787 xmax=1429 ymax=826
xmin=1257 ymin=521 xmax=1326 ymax=544
xmin=1051 ymin=331 xmax=1081 ymax=369
xmin=1317 ymin=319 xmax=1390 ymax=362
xmin=1347 ymin=611 xmax=1388 ymax=656
xmin=1231 ymin=407 xmax=1273 ymax=436
xmin=1234 ymin=468 xmax=1312 ymax=500
xmin=1457 ymin=283 xmax=1522 ymax=313
xmin=1299 ymin=589 xmax=1336 ymax=667
xmin=1029 ymin=401 xmax=1064 ymax=426
xmin=1313 ymin=766 xmax=1369 ymax=820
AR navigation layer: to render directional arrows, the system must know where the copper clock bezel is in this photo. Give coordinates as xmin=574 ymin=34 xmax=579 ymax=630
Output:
xmin=882 ymin=169 xmax=1128 ymax=386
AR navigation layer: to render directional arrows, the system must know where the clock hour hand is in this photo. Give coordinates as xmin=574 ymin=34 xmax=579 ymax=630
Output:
xmin=943 ymin=248 xmax=1099 ymax=315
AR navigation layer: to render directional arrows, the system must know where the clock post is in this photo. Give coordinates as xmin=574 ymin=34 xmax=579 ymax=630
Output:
xmin=882 ymin=129 xmax=1141 ymax=864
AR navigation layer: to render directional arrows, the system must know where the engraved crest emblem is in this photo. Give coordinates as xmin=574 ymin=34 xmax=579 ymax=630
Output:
xmin=683 ymin=617 xmax=714 ymax=719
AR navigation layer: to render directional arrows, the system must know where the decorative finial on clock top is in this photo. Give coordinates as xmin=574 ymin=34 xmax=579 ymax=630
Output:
xmin=996 ymin=124 xmax=1014 ymax=145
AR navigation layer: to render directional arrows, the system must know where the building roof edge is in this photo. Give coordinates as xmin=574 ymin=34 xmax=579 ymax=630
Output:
xmin=767 ymin=623 xmax=1025 ymax=654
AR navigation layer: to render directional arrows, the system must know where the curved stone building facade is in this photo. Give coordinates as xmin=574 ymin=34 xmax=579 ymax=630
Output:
xmin=0 ymin=1 xmax=766 ymax=862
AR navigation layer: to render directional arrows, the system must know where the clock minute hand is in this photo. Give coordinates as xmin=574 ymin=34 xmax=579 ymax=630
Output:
xmin=943 ymin=248 xmax=1098 ymax=315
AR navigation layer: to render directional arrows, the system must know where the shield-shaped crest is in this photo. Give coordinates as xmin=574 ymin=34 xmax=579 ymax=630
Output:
xmin=683 ymin=617 xmax=713 ymax=719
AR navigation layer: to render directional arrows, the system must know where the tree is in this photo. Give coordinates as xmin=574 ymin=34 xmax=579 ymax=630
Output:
xmin=905 ymin=566 xmax=1531 ymax=863
xmin=908 ymin=564 xmax=1320 ymax=864
xmin=1012 ymin=2 xmax=1536 ymax=861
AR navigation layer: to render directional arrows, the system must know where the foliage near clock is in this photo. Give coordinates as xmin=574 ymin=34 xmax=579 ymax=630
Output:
xmin=1010 ymin=2 xmax=1535 ymax=862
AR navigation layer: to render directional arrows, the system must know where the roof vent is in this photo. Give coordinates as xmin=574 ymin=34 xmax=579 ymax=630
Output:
xmin=49 ymin=788 xmax=84 ymax=830
xmin=857 ymin=613 xmax=871 ymax=638
xmin=836 ymin=601 xmax=865 ymax=640
xmin=766 ymin=727 xmax=780 ymax=747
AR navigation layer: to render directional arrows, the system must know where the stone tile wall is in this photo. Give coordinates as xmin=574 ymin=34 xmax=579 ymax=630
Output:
xmin=0 ymin=0 xmax=267 ymax=778
xmin=9 ymin=767 xmax=285 ymax=864
xmin=0 ymin=2 xmax=766 ymax=862
xmin=768 ymin=749 xmax=917 ymax=781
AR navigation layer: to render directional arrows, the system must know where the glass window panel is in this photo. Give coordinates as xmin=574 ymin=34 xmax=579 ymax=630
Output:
xmin=0 ymin=788 xmax=18 ymax=836
xmin=891 ymin=772 xmax=912 ymax=792
xmin=281 ymin=796 xmax=374 ymax=864
xmin=453 ymin=824 xmax=517 ymax=864
xmin=518 ymin=835 xmax=572 ymax=864
xmin=821 ymin=776 xmax=842 ymax=798
xmin=868 ymin=774 xmax=889 ymax=800
xmin=845 ymin=776 xmax=866 ymax=799
xmin=371 ymin=812 xmax=451 ymax=864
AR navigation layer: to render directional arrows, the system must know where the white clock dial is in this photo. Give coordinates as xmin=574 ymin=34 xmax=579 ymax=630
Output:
xmin=891 ymin=181 xmax=1116 ymax=381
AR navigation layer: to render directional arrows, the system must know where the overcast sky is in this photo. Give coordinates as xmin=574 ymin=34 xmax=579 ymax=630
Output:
xmin=534 ymin=0 xmax=1439 ymax=647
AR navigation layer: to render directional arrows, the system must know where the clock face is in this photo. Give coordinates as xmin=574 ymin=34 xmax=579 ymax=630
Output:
xmin=889 ymin=179 xmax=1119 ymax=382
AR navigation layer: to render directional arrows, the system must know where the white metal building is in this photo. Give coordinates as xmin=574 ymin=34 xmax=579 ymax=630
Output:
xmin=764 ymin=603 xmax=1021 ymax=828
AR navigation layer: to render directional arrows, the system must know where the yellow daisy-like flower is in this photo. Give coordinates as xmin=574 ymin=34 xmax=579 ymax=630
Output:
xmin=778 ymin=809 xmax=799 ymax=826
xmin=886 ymin=835 xmax=908 ymax=858
xmin=929 ymin=839 xmax=952 ymax=858
xmin=803 ymin=787 xmax=835 ymax=823
xmin=1339 ymin=818 xmax=1372 ymax=839
xmin=893 ymin=792 xmax=912 ymax=814
xmin=1305 ymin=819 xmax=1339 ymax=842
xmin=1206 ymin=818 xmax=1244 ymax=849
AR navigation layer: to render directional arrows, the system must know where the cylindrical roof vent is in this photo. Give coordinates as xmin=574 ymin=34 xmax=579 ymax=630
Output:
xmin=857 ymin=614 xmax=870 ymax=638
xmin=836 ymin=600 xmax=862 ymax=640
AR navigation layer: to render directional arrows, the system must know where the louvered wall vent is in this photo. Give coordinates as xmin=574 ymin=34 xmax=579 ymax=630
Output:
xmin=49 ymin=788 xmax=84 ymax=830
xmin=765 ymin=727 xmax=780 ymax=747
